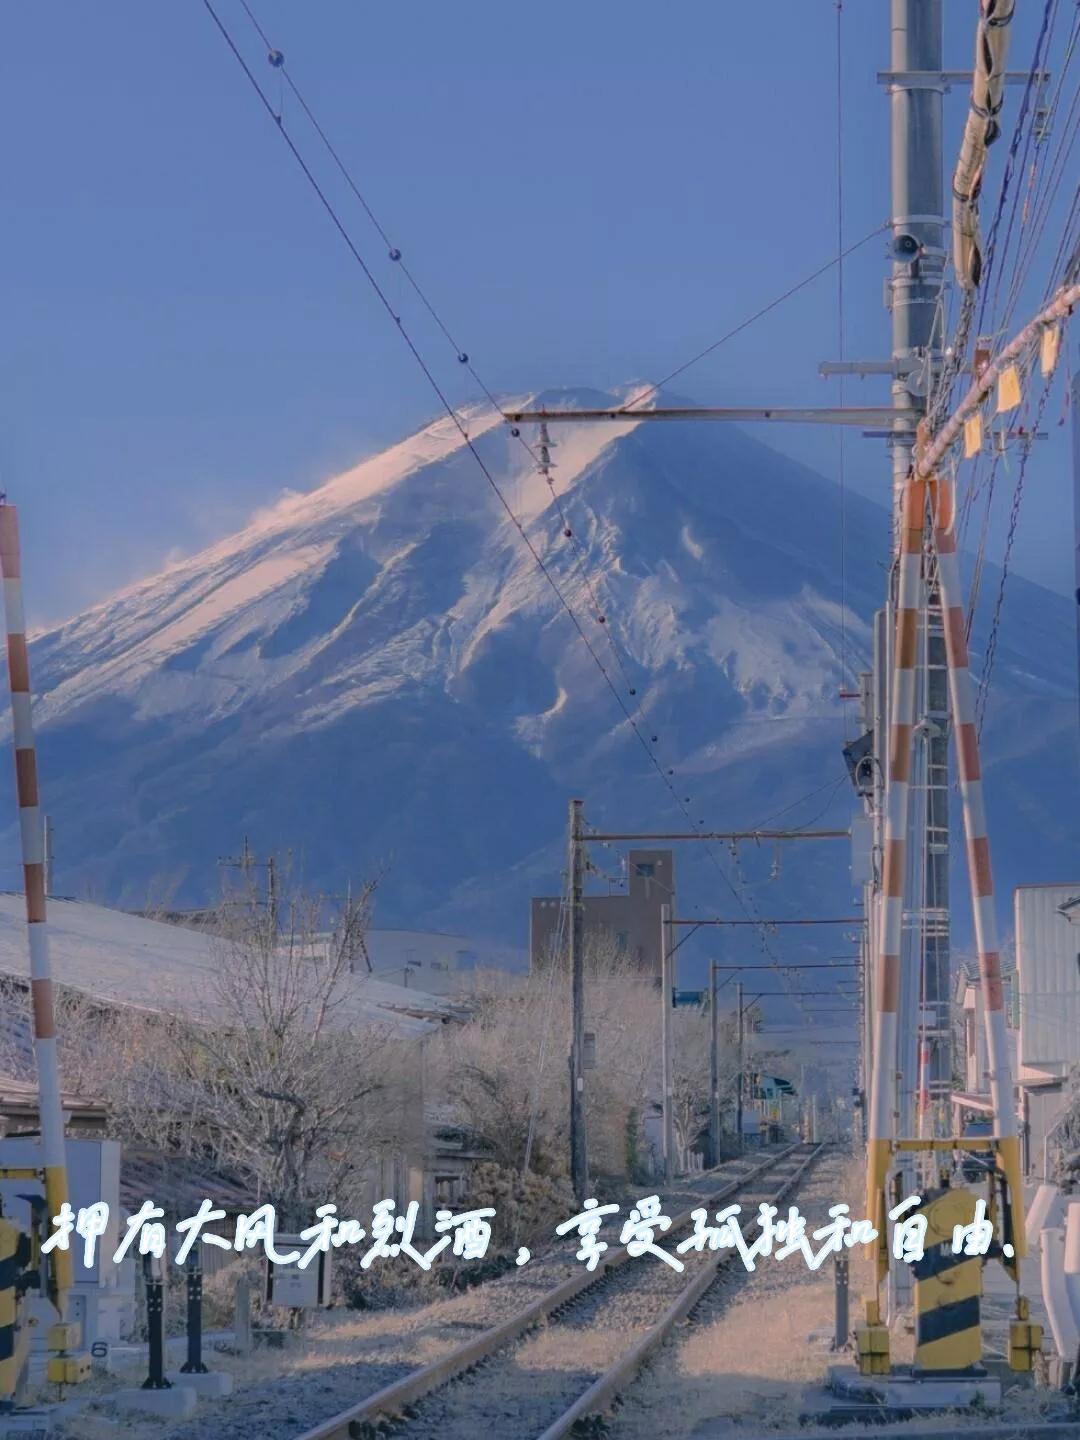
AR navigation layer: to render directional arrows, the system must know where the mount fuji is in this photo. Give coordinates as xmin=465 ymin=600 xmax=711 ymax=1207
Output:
xmin=5 ymin=388 xmax=1077 ymax=972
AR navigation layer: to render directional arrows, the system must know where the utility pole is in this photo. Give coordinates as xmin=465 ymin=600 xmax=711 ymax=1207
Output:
xmin=267 ymin=853 xmax=278 ymax=935
xmin=660 ymin=902 xmax=675 ymax=1184
xmin=736 ymin=979 xmax=745 ymax=1150
xmin=884 ymin=0 xmax=947 ymax=1314
xmin=1074 ymin=366 xmax=1080 ymax=722
xmin=709 ymin=963 xmax=721 ymax=1167
xmin=568 ymin=798 xmax=588 ymax=1202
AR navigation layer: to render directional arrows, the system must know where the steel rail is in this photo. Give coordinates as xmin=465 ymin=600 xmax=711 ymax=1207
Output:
xmin=534 ymin=1142 xmax=827 ymax=1440
xmin=293 ymin=1144 xmax=806 ymax=1440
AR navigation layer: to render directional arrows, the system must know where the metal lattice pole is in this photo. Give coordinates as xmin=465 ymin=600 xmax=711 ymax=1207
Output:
xmin=867 ymin=471 xmax=927 ymax=1281
xmin=0 ymin=504 xmax=73 ymax=1315
xmin=930 ymin=473 xmax=1026 ymax=1253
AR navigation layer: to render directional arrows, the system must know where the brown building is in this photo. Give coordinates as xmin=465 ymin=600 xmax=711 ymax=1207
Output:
xmin=529 ymin=849 xmax=675 ymax=975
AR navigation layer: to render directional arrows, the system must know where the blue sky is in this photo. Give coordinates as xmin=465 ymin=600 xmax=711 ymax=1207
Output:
xmin=3 ymin=1 xmax=1076 ymax=625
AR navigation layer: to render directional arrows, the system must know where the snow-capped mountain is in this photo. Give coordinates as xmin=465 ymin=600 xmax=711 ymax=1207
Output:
xmin=7 ymin=389 xmax=1077 ymax=966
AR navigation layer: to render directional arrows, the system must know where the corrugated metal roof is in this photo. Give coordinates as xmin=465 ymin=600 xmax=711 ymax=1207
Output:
xmin=0 ymin=895 xmax=448 ymax=1037
xmin=1016 ymin=883 xmax=1080 ymax=1075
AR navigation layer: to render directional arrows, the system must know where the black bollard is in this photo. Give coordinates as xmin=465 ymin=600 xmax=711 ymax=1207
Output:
xmin=832 ymin=1252 xmax=850 ymax=1351
xmin=180 ymin=1249 xmax=208 ymax=1374
xmin=141 ymin=1252 xmax=172 ymax=1391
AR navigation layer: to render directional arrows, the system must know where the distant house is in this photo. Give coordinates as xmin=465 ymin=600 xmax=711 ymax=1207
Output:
xmin=952 ymin=884 xmax=1080 ymax=1176
xmin=360 ymin=927 xmax=525 ymax=996
xmin=0 ymin=894 xmax=456 ymax=1035
xmin=530 ymin=849 xmax=675 ymax=975
xmin=0 ymin=1074 xmax=106 ymax=1138
xmin=0 ymin=895 xmax=468 ymax=1229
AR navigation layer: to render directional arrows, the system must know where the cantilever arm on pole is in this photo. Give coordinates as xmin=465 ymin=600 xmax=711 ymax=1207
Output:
xmin=504 ymin=405 xmax=921 ymax=428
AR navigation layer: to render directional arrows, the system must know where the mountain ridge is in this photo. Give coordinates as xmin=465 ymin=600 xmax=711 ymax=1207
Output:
xmin=5 ymin=389 xmax=1076 ymax=970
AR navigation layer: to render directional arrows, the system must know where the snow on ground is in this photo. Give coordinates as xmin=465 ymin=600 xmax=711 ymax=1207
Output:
xmin=56 ymin=1240 xmax=589 ymax=1439
xmin=606 ymin=1150 xmax=1059 ymax=1440
xmin=600 ymin=1148 xmax=857 ymax=1439
xmin=50 ymin=1160 xmax=775 ymax=1439
xmin=47 ymin=1153 xmax=1069 ymax=1439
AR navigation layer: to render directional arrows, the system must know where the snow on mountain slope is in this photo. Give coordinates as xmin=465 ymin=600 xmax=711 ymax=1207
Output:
xmin=6 ymin=389 xmax=1077 ymax=961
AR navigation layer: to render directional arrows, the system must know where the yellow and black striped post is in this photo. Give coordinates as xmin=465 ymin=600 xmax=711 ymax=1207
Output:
xmin=910 ymin=1187 xmax=984 ymax=1373
xmin=0 ymin=1216 xmax=32 ymax=1409
xmin=0 ymin=1217 xmax=17 ymax=1408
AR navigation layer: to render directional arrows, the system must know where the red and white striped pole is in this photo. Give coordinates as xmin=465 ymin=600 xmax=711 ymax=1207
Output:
xmin=866 ymin=469 xmax=927 ymax=1278
xmin=930 ymin=474 xmax=1026 ymax=1255
xmin=0 ymin=505 xmax=73 ymax=1309
xmin=917 ymin=1036 xmax=931 ymax=1138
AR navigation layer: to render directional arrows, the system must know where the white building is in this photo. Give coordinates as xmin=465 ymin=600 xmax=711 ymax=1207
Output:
xmin=362 ymin=927 xmax=524 ymax=994
xmin=0 ymin=895 xmax=454 ymax=1035
xmin=363 ymin=928 xmax=474 ymax=994
xmin=0 ymin=895 xmax=465 ymax=1325
xmin=1014 ymin=882 xmax=1080 ymax=1176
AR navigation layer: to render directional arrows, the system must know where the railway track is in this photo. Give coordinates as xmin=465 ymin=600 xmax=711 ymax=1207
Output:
xmin=295 ymin=1141 xmax=827 ymax=1440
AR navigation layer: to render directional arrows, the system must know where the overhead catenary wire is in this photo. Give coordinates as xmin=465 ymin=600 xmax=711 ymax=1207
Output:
xmin=619 ymin=222 xmax=888 ymax=415
xmin=232 ymin=0 xmax=644 ymax=705
xmin=835 ymin=0 xmax=850 ymax=694
xmin=229 ymin=0 xmax=804 ymax=953
xmin=918 ymin=276 xmax=1080 ymax=477
xmin=202 ymin=0 xmax=816 ymax=1009
xmin=948 ymin=5 xmax=1080 ymax=682
xmin=229 ymin=0 xmax=887 ymax=867
xmin=974 ymin=364 xmax=1059 ymax=733
xmin=994 ymin=31 xmax=1080 ymax=334
xmin=976 ymin=0 xmax=1063 ymax=336
xmin=951 ymin=0 xmax=1017 ymax=291
xmin=930 ymin=0 xmax=1057 ymax=431
xmin=982 ymin=1 xmax=1079 ymax=336
xmin=199 ymin=4 xmax=654 ymax=772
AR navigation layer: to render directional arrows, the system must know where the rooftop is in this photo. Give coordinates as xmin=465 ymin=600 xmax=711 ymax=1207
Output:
xmin=0 ymin=895 xmax=453 ymax=1037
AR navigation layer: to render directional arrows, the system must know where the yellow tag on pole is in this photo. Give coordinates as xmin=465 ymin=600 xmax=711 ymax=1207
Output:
xmin=963 ymin=412 xmax=983 ymax=459
xmin=1041 ymin=323 xmax=1060 ymax=377
xmin=997 ymin=364 xmax=1021 ymax=414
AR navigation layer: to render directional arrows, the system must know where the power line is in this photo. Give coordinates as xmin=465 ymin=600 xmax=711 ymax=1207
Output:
xmin=835 ymin=0 xmax=849 ymax=692
xmin=225 ymin=1 xmax=788 ymax=913
xmin=985 ymin=2 xmax=1079 ymax=337
xmin=977 ymin=0 xmax=1062 ymax=337
xmin=975 ymin=366 xmax=1059 ymax=732
xmin=232 ymin=0 xmax=645 ymax=708
xmin=201 ymin=0 xmax=812 ymax=1005
xmin=619 ymin=222 xmax=887 ymax=414
xmin=931 ymin=0 xmax=1057 ymax=430
xmin=199 ymin=2 xmax=659 ymax=775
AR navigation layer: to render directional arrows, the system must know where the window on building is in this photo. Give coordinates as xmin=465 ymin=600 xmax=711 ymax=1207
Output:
xmin=635 ymin=862 xmax=655 ymax=878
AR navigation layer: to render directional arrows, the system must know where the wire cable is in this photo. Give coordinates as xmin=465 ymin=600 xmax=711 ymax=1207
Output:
xmin=232 ymin=0 xmax=647 ymax=707
xmin=620 ymin=223 xmax=887 ymax=414
xmin=203 ymin=0 xmax=810 ymax=991
xmin=977 ymin=0 xmax=1062 ymax=337
xmin=835 ymin=0 xmax=849 ymax=696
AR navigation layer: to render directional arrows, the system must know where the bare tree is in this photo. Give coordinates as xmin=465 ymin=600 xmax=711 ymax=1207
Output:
xmin=9 ymin=872 xmax=410 ymax=1228
xmin=668 ymin=1007 xmax=742 ymax=1165
xmin=162 ymin=876 xmax=407 ymax=1225
xmin=434 ymin=933 xmax=735 ymax=1184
